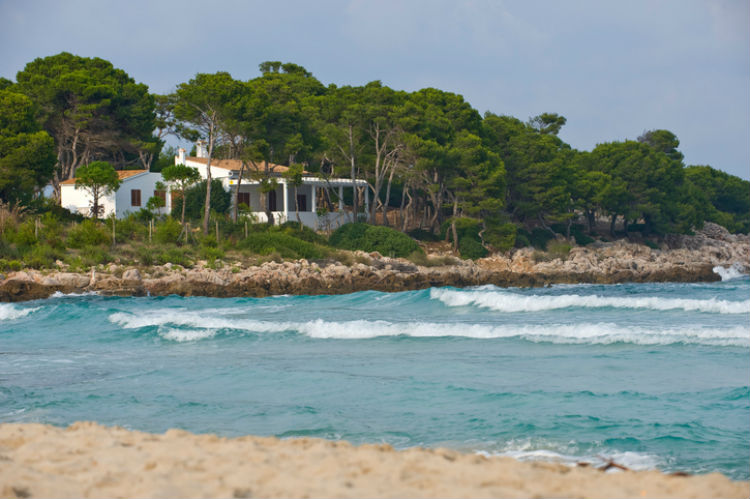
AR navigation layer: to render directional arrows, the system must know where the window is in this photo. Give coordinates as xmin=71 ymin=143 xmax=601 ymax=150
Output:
xmin=171 ymin=190 xmax=182 ymax=205
xmin=238 ymin=191 xmax=250 ymax=207
xmin=296 ymin=194 xmax=307 ymax=212
xmin=268 ymin=190 xmax=277 ymax=211
xmin=131 ymin=189 xmax=141 ymax=207
xmin=154 ymin=190 xmax=166 ymax=202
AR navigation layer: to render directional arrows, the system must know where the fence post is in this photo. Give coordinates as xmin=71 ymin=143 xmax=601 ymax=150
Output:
xmin=215 ymin=220 xmax=219 ymax=242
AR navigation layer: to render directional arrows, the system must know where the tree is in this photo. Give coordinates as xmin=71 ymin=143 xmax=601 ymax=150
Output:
xmin=638 ymin=129 xmax=684 ymax=162
xmin=74 ymin=161 xmax=121 ymax=219
xmin=14 ymin=53 xmax=155 ymax=199
xmin=173 ymin=72 xmax=242 ymax=233
xmin=161 ymin=163 xmax=201 ymax=226
xmin=527 ymin=113 xmax=567 ymax=136
xmin=0 ymin=89 xmax=55 ymax=205
xmin=283 ymin=163 xmax=305 ymax=224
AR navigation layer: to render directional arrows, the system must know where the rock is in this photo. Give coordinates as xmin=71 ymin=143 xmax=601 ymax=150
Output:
xmin=122 ymin=268 xmax=142 ymax=283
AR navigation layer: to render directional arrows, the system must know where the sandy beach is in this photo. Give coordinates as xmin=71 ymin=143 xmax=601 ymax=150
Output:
xmin=0 ymin=422 xmax=747 ymax=498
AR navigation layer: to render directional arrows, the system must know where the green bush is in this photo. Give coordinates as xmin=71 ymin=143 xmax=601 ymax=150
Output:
xmin=407 ymin=229 xmax=441 ymax=242
xmin=171 ymin=179 xmax=231 ymax=220
xmin=67 ymin=219 xmax=110 ymax=248
xmin=329 ymin=223 xmax=370 ymax=249
xmin=484 ymin=222 xmax=517 ymax=252
xmin=24 ymin=243 xmax=63 ymax=269
xmin=529 ymin=227 xmax=554 ymax=250
xmin=154 ymin=217 xmax=183 ymax=244
xmin=329 ymin=223 xmax=420 ymax=258
xmin=239 ymin=232 xmax=326 ymax=260
xmin=458 ymin=236 xmax=488 ymax=260
xmin=280 ymin=222 xmax=327 ymax=245
xmin=9 ymin=220 xmax=37 ymax=246
xmin=0 ymin=259 xmax=23 ymax=271
xmin=547 ymin=240 xmax=572 ymax=259
xmin=156 ymin=246 xmax=192 ymax=267
xmin=79 ymin=246 xmax=112 ymax=266
xmin=116 ymin=215 xmax=148 ymax=240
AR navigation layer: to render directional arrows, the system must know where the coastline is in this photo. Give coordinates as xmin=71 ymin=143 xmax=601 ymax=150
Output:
xmin=1 ymin=223 xmax=747 ymax=302
xmin=1 ymin=422 xmax=748 ymax=499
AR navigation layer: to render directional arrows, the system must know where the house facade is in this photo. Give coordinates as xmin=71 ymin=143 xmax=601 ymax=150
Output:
xmin=60 ymin=170 xmax=170 ymax=219
xmin=177 ymin=144 xmax=368 ymax=230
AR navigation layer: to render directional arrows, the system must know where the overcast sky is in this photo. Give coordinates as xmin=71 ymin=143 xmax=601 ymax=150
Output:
xmin=1 ymin=0 xmax=748 ymax=179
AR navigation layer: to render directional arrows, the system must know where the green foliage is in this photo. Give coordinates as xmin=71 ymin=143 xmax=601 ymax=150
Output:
xmin=0 ymin=259 xmax=23 ymax=271
xmin=156 ymin=246 xmax=192 ymax=267
xmin=685 ymin=165 xmax=750 ymax=233
xmin=528 ymin=227 xmax=554 ymax=250
xmin=279 ymin=221 xmax=327 ymax=245
xmin=483 ymin=221 xmax=517 ymax=252
xmin=0 ymin=89 xmax=56 ymax=205
xmin=458 ymin=236 xmax=487 ymax=260
xmin=171 ymin=179 xmax=230 ymax=220
xmin=74 ymin=161 xmax=122 ymax=218
xmin=238 ymin=230 xmax=326 ymax=260
xmin=66 ymin=219 xmax=110 ymax=248
xmin=154 ymin=217 xmax=182 ymax=244
xmin=329 ymin=223 xmax=421 ymax=258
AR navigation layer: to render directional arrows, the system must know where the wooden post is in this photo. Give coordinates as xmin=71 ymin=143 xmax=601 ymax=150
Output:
xmin=215 ymin=220 xmax=219 ymax=242
xmin=185 ymin=222 xmax=190 ymax=244
xmin=244 ymin=220 xmax=248 ymax=238
xmin=111 ymin=216 xmax=116 ymax=246
xmin=34 ymin=217 xmax=39 ymax=239
xmin=149 ymin=219 xmax=153 ymax=244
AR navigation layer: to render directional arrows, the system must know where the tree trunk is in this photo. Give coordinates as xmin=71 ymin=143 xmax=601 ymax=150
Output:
xmin=202 ymin=122 xmax=215 ymax=234
xmin=349 ymin=125 xmax=357 ymax=224
xmin=610 ymin=214 xmax=617 ymax=236
xmin=231 ymin=161 xmax=246 ymax=223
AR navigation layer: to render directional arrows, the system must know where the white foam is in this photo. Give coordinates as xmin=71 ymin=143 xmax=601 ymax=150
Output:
xmin=713 ymin=263 xmax=747 ymax=282
xmin=159 ymin=327 xmax=217 ymax=342
xmin=0 ymin=303 xmax=39 ymax=321
xmin=483 ymin=438 xmax=662 ymax=472
xmin=431 ymin=288 xmax=750 ymax=314
xmin=108 ymin=311 xmax=750 ymax=346
xmin=49 ymin=291 xmax=100 ymax=298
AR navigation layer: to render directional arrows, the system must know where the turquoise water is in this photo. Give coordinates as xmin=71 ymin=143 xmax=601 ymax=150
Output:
xmin=1 ymin=276 xmax=749 ymax=479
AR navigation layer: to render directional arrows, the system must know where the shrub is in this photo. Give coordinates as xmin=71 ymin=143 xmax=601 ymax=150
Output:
xmin=330 ymin=223 xmax=421 ymax=258
xmin=458 ymin=236 xmax=488 ymax=260
xmin=116 ymin=215 xmax=148 ymax=241
xmin=157 ymin=246 xmax=192 ymax=267
xmin=239 ymin=232 xmax=327 ymax=260
xmin=407 ymin=229 xmax=441 ymax=242
xmin=484 ymin=222 xmax=517 ymax=252
xmin=0 ymin=259 xmax=23 ymax=271
xmin=280 ymin=222 xmax=327 ymax=245
xmin=25 ymin=243 xmax=63 ymax=269
xmin=67 ymin=219 xmax=110 ymax=248
xmin=154 ymin=217 xmax=182 ymax=244
xmin=529 ymin=227 xmax=554 ymax=250
xmin=171 ymin=179 xmax=231 ymax=220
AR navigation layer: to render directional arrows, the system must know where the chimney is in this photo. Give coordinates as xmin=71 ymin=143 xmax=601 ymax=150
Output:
xmin=196 ymin=140 xmax=208 ymax=158
xmin=177 ymin=148 xmax=186 ymax=165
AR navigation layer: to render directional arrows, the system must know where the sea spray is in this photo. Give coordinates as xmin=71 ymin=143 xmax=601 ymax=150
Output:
xmin=713 ymin=263 xmax=747 ymax=282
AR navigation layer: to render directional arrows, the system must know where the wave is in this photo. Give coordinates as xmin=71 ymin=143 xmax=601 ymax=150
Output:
xmin=0 ymin=303 xmax=39 ymax=321
xmin=482 ymin=438 xmax=662 ymax=471
xmin=430 ymin=287 xmax=750 ymax=314
xmin=713 ymin=263 xmax=747 ymax=282
xmin=108 ymin=311 xmax=750 ymax=346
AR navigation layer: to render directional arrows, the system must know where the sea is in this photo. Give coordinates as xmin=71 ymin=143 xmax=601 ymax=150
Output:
xmin=1 ymin=267 xmax=748 ymax=480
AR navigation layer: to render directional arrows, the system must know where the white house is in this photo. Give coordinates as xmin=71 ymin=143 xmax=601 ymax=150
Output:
xmin=60 ymin=170 xmax=170 ymax=219
xmin=59 ymin=142 xmax=368 ymax=230
xmin=176 ymin=143 xmax=368 ymax=230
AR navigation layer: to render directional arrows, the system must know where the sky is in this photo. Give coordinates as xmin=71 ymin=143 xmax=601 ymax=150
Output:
xmin=1 ymin=0 xmax=748 ymax=179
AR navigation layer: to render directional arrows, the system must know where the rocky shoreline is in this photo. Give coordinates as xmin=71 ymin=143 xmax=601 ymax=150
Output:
xmin=1 ymin=223 xmax=747 ymax=302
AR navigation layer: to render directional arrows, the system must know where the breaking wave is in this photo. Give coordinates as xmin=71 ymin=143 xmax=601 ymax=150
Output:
xmin=713 ymin=263 xmax=747 ymax=282
xmin=108 ymin=311 xmax=750 ymax=346
xmin=0 ymin=303 xmax=39 ymax=321
xmin=430 ymin=287 xmax=750 ymax=314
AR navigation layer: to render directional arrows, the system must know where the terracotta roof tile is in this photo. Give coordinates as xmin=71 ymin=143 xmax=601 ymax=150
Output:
xmin=186 ymin=157 xmax=308 ymax=174
xmin=60 ymin=169 xmax=147 ymax=185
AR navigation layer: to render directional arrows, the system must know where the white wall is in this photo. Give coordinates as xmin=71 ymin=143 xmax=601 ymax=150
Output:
xmin=115 ymin=172 xmax=170 ymax=218
xmin=61 ymin=172 xmax=170 ymax=219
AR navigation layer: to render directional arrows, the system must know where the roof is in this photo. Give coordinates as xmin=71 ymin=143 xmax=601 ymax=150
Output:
xmin=60 ymin=169 xmax=148 ymax=185
xmin=186 ymin=157 xmax=308 ymax=174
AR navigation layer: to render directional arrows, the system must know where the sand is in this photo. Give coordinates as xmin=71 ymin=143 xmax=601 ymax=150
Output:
xmin=0 ymin=422 xmax=747 ymax=498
